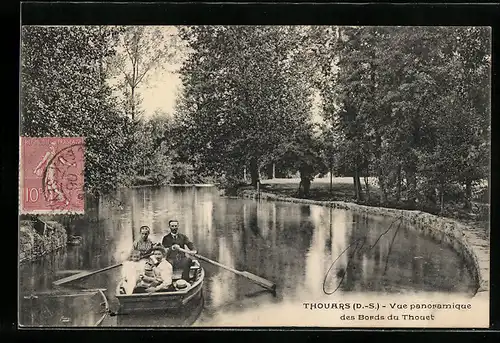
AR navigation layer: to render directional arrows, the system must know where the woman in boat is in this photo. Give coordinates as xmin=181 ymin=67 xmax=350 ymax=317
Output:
xmin=132 ymin=247 xmax=174 ymax=293
xmin=132 ymin=226 xmax=155 ymax=258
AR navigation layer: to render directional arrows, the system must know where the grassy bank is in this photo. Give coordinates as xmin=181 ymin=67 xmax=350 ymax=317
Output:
xmin=252 ymin=177 xmax=489 ymax=239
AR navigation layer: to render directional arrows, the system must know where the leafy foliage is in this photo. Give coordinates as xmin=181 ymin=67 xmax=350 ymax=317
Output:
xmin=21 ymin=25 xmax=490 ymax=217
xmin=108 ymin=26 xmax=182 ymax=120
xmin=317 ymin=26 xmax=490 ymax=212
xmin=21 ymin=26 xmax=136 ymax=196
xmin=176 ymin=26 xmax=316 ymax=187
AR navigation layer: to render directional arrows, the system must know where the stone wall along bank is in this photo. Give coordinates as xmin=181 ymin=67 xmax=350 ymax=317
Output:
xmin=240 ymin=190 xmax=489 ymax=294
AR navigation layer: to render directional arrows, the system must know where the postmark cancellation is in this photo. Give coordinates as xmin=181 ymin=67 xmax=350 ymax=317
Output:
xmin=20 ymin=137 xmax=85 ymax=214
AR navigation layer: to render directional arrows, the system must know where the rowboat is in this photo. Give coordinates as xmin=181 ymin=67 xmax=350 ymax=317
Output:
xmin=115 ymin=259 xmax=205 ymax=315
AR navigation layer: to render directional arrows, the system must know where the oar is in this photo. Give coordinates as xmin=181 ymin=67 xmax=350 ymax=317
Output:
xmin=174 ymin=246 xmax=276 ymax=293
xmin=23 ymin=288 xmax=108 ymax=298
xmin=53 ymin=253 xmax=153 ymax=286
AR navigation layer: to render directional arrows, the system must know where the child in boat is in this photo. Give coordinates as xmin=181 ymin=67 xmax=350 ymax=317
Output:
xmin=120 ymin=250 xmax=147 ymax=294
xmin=144 ymin=246 xmax=174 ymax=293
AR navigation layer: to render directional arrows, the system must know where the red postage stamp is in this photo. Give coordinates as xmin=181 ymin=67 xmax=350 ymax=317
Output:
xmin=20 ymin=137 xmax=85 ymax=214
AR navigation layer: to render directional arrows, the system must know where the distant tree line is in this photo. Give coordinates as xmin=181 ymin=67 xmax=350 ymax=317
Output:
xmin=176 ymin=26 xmax=490 ymax=215
xmin=315 ymin=27 xmax=490 ymax=213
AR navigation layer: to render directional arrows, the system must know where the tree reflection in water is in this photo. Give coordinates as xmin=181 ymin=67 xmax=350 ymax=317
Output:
xmin=19 ymin=186 xmax=477 ymax=327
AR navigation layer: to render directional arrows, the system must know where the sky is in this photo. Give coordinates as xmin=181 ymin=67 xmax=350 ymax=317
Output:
xmin=117 ymin=26 xmax=324 ymax=123
xmin=139 ymin=63 xmax=183 ymax=118
xmin=106 ymin=26 xmax=185 ymax=119
xmin=136 ymin=60 xmax=324 ymax=123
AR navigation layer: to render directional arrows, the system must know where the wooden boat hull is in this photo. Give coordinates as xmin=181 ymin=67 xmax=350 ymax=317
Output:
xmin=115 ymin=291 xmax=204 ymax=327
xmin=115 ymin=262 xmax=204 ymax=315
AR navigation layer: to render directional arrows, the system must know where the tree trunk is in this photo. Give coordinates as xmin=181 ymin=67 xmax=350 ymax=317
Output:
xmin=464 ymin=179 xmax=472 ymax=210
xmin=353 ymin=174 xmax=358 ymax=201
xmin=353 ymin=153 xmax=363 ymax=202
xmin=301 ymin=176 xmax=311 ymax=198
xmin=299 ymin=165 xmax=313 ymax=198
xmin=298 ymin=174 xmax=309 ymax=198
xmin=378 ymin=175 xmax=388 ymax=204
xmin=329 ymin=165 xmax=333 ymax=194
xmin=396 ymin=164 xmax=402 ymax=202
xmin=353 ymin=167 xmax=363 ymax=202
xmin=487 ymin=175 xmax=490 ymax=201
xmin=304 ymin=177 xmax=309 ymax=197
xmin=131 ymin=86 xmax=136 ymax=121
xmin=131 ymin=197 xmax=135 ymax=242
xmin=357 ymin=174 xmax=363 ymax=201
xmin=439 ymin=183 xmax=445 ymax=215
xmin=249 ymin=157 xmax=260 ymax=189
xmin=374 ymin=134 xmax=388 ymax=204
xmin=364 ymin=176 xmax=370 ymax=201
xmin=405 ymin=168 xmax=417 ymax=208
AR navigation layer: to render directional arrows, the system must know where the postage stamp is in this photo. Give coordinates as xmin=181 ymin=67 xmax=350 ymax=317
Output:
xmin=20 ymin=137 xmax=85 ymax=214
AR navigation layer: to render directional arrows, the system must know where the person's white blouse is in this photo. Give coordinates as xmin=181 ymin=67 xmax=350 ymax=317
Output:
xmin=121 ymin=260 xmax=146 ymax=294
xmin=153 ymin=260 xmax=173 ymax=290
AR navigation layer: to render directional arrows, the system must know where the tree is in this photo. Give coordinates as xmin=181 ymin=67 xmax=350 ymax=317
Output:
xmin=380 ymin=27 xmax=490 ymax=211
xmin=110 ymin=26 xmax=181 ymax=120
xmin=128 ymin=111 xmax=200 ymax=185
xmin=448 ymin=27 xmax=490 ymax=209
xmin=280 ymin=124 xmax=327 ymax=197
xmin=21 ymin=26 xmax=136 ymax=196
xmin=176 ymin=26 xmax=314 ymax=188
xmin=319 ymin=27 xmax=376 ymax=202
xmin=316 ymin=26 xmax=490 ymax=211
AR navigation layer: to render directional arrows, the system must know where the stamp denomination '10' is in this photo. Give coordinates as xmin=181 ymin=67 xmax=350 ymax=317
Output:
xmin=20 ymin=137 xmax=85 ymax=214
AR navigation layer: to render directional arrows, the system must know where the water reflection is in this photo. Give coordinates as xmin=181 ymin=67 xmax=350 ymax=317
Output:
xmin=19 ymin=186 xmax=476 ymax=327
xmin=304 ymin=206 xmax=325 ymax=297
xmin=20 ymin=291 xmax=105 ymax=327
xmin=210 ymin=236 xmax=237 ymax=307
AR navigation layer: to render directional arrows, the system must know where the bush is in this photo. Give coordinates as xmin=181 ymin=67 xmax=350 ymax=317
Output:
xmin=473 ymin=184 xmax=489 ymax=203
xmin=132 ymin=175 xmax=155 ymax=186
xmin=170 ymin=162 xmax=200 ymax=184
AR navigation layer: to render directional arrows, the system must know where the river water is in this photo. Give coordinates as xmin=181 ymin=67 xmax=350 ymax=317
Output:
xmin=19 ymin=186 xmax=476 ymax=327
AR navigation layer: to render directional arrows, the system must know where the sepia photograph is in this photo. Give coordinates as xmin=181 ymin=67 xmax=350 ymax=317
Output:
xmin=19 ymin=25 xmax=490 ymax=328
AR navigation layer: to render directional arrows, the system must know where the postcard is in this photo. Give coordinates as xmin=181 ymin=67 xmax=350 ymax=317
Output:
xmin=19 ymin=24 xmax=490 ymax=328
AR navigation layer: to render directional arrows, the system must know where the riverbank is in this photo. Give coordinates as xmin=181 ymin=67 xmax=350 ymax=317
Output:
xmin=19 ymin=220 xmax=67 ymax=264
xmin=239 ymin=189 xmax=489 ymax=295
xmin=127 ymin=183 xmax=218 ymax=189
xmin=260 ymin=178 xmax=490 ymax=236
xmin=129 ymin=175 xmax=218 ymax=188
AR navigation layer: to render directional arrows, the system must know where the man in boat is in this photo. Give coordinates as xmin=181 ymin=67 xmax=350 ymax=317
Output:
xmin=144 ymin=246 xmax=174 ymax=293
xmin=161 ymin=219 xmax=197 ymax=281
xmin=133 ymin=225 xmax=154 ymax=258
